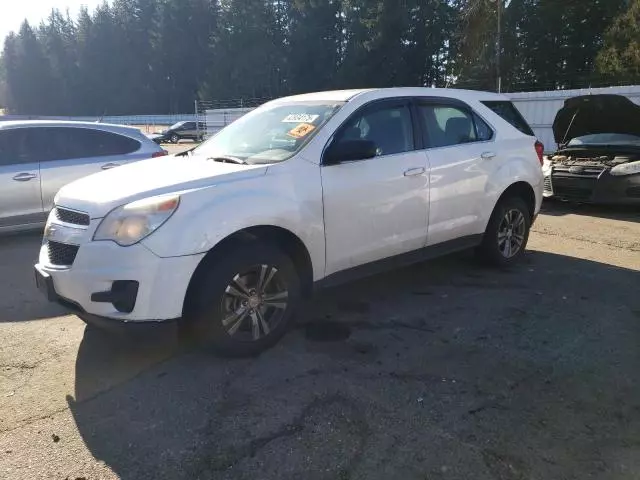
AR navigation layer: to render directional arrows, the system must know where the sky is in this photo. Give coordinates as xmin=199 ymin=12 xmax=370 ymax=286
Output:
xmin=0 ymin=0 xmax=103 ymax=43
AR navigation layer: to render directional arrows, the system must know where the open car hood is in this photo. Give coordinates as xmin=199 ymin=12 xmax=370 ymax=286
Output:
xmin=552 ymin=94 xmax=640 ymax=147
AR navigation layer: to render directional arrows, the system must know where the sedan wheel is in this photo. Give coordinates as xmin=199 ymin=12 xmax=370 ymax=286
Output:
xmin=171 ymin=134 xmax=180 ymax=144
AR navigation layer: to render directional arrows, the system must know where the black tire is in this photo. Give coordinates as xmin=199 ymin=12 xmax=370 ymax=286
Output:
xmin=477 ymin=196 xmax=531 ymax=267
xmin=170 ymin=134 xmax=180 ymax=144
xmin=182 ymin=242 xmax=301 ymax=357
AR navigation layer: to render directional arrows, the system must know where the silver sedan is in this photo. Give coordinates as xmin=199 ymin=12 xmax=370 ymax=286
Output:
xmin=0 ymin=121 xmax=167 ymax=232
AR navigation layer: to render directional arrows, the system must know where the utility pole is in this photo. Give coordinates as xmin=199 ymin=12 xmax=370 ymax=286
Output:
xmin=496 ymin=0 xmax=502 ymax=93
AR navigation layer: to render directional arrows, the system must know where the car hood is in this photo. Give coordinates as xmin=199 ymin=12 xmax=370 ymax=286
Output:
xmin=552 ymin=94 xmax=640 ymax=146
xmin=56 ymin=155 xmax=268 ymax=218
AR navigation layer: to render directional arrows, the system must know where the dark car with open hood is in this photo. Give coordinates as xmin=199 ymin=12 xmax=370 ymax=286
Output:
xmin=542 ymin=94 xmax=640 ymax=205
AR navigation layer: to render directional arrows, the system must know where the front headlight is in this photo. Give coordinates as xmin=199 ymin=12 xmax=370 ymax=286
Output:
xmin=610 ymin=160 xmax=640 ymax=176
xmin=93 ymin=194 xmax=180 ymax=246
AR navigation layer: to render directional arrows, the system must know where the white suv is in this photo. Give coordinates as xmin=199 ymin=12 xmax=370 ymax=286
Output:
xmin=34 ymin=88 xmax=544 ymax=356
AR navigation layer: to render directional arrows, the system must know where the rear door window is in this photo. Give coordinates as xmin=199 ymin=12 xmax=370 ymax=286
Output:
xmin=0 ymin=129 xmax=32 ymax=165
xmin=26 ymin=128 xmax=71 ymax=162
xmin=418 ymin=104 xmax=478 ymax=148
xmin=64 ymin=128 xmax=141 ymax=159
xmin=481 ymin=101 xmax=534 ymax=136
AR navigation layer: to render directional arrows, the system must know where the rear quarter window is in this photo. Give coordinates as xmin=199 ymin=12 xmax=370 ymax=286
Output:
xmin=481 ymin=101 xmax=535 ymax=137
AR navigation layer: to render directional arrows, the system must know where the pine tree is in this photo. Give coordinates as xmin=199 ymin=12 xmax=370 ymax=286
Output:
xmin=596 ymin=0 xmax=640 ymax=84
xmin=201 ymin=0 xmax=285 ymax=100
xmin=38 ymin=9 xmax=80 ymax=115
xmin=4 ymin=21 xmax=56 ymax=115
xmin=287 ymin=0 xmax=342 ymax=93
xmin=158 ymin=0 xmax=218 ymax=112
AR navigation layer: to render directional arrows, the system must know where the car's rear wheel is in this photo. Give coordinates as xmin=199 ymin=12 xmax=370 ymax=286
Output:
xmin=477 ymin=196 xmax=531 ymax=267
xmin=183 ymin=243 xmax=300 ymax=357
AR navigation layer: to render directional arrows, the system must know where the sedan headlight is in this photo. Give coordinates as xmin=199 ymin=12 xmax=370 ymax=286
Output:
xmin=611 ymin=160 xmax=640 ymax=176
xmin=94 ymin=195 xmax=180 ymax=246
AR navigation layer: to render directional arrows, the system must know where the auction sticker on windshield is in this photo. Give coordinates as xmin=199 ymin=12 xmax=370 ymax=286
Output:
xmin=287 ymin=123 xmax=316 ymax=138
xmin=282 ymin=114 xmax=320 ymax=123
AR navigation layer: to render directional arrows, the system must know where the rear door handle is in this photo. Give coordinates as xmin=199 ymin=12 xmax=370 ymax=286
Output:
xmin=404 ymin=167 xmax=426 ymax=177
xmin=481 ymin=151 xmax=497 ymax=159
xmin=101 ymin=163 xmax=121 ymax=170
xmin=13 ymin=172 xmax=37 ymax=182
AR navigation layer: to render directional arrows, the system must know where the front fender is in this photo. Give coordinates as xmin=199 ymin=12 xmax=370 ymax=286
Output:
xmin=142 ymin=163 xmax=326 ymax=280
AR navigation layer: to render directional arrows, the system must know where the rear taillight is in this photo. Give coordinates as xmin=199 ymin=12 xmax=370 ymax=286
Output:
xmin=534 ymin=141 xmax=544 ymax=166
xmin=152 ymin=150 xmax=168 ymax=158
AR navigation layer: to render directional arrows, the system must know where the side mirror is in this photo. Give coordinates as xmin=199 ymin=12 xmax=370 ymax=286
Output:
xmin=324 ymin=139 xmax=377 ymax=165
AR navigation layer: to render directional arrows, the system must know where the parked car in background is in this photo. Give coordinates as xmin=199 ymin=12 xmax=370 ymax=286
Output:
xmin=149 ymin=121 xmax=206 ymax=144
xmin=543 ymin=94 xmax=640 ymax=204
xmin=35 ymin=88 xmax=543 ymax=357
xmin=0 ymin=120 xmax=167 ymax=232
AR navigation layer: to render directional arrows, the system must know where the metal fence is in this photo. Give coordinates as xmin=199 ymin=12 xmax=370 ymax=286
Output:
xmin=195 ymin=99 xmax=270 ymax=139
xmin=5 ymin=85 xmax=640 ymax=148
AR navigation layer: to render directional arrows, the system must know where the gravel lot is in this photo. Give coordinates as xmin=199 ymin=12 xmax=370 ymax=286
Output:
xmin=0 ymin=200 xmax=639 ymax=480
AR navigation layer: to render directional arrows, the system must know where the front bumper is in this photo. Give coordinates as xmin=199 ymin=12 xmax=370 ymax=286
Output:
xmin=34 ymin=266 xmax=178 ymax=333
xmin=543 ymin=168 xmax=640 ymax=205
xmin=36 ymin=235 xmax=205 ymax=323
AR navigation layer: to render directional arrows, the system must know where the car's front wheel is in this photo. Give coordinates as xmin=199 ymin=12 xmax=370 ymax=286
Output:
xmin=183 ymin=242 xmax=301 ymax=357
xmin=170 ymin=134 xmax=180 ymax=144
xmin=477 ymin=196 xmax=531 ymax=267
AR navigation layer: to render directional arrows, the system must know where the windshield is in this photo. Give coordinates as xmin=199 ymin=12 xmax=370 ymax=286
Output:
xmin=192 ymin=101 xmax=345 ymax=164
xmin=169 ymin=121 xmax=186 ymax=130
xmin=567 ymin=133 xmax=640 ymax=147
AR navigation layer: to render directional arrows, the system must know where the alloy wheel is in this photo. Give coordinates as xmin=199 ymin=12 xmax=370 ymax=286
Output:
xmin=497 ymin=208 xmax=526 ymax=258
xmin=220 ymin=264 xmax=288 ymax=342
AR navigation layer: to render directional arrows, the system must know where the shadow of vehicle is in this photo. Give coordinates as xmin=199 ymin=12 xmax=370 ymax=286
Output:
xmin=0 ymin=231 xmax=68 ymax=322
xmin=541 ymin=198 xmax=640 ymax=223
xmin=68 ymin=250 xmax=640 ymax=480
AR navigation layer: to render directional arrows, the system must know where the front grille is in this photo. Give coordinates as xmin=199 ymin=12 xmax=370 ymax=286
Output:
xmin=550 ymin=173 xmax=598 ymax=201
xmin=552 ymin=184 xmax=594 ymax=201
xmin=627 ymin=186 xmax=640 ymax=198
xmin=552 ymin=167 xmax=605 ymax=178
xmin=54 ymin=207 xmax=90 ymax=227
xmin=47 ymin=241 xmax=79 ymax=267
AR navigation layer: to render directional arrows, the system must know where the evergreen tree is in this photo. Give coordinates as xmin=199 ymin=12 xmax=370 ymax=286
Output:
xmin=287 ymin=0 xmax=343 ymax=93
xmin=158 ymin=0 xmax=218 ymax=112
xmin=4 ymin=21 xmax=56 ymax=115
xmin=38 ymin=9 xmax=80 ymax=115
xmin=0 ymin=0 xmax=635 ymax=115
xmin=201 ymin=0 xmax=285 ymax=100
xmin=596 ymin=0 xmax=640 ymax=85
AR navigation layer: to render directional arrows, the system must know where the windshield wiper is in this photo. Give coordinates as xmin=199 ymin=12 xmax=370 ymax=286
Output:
xmin=176 ymin=146 xmax=197 ymax=157
xmin=207 ymin=156 xmax=249 ymax=165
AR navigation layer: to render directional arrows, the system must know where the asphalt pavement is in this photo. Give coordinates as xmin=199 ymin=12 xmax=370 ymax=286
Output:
xmin=0 ymin=201 xmax=639 ymax=480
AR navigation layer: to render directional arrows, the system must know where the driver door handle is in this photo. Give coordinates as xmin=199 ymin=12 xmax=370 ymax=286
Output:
xmin=101 ymin=163 xmax=121 ymax=170
xmin=481 ymin=151 xmax=497 ymax=159
xmin=404 ymin=167 xmax=426 ymax=177
xmin=13 ymin=172 xmax=37 ymax=182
